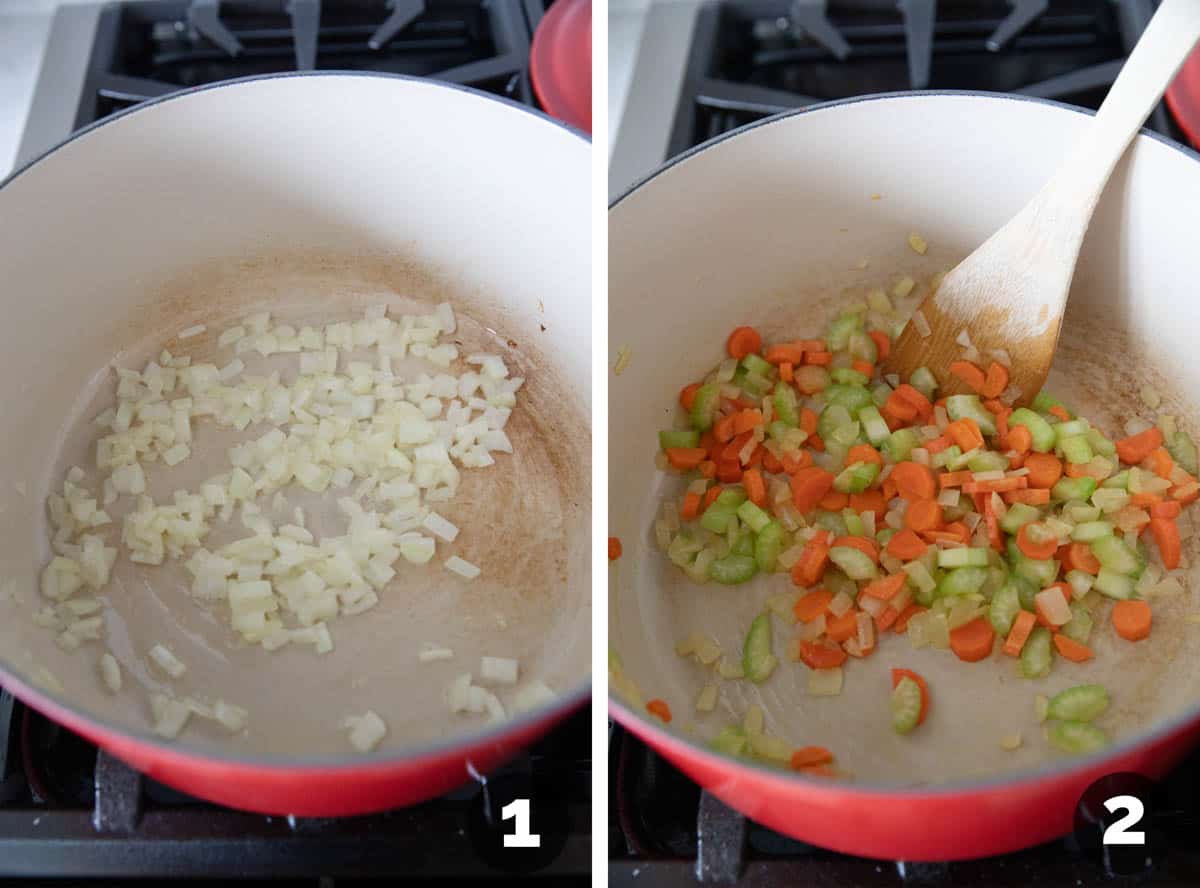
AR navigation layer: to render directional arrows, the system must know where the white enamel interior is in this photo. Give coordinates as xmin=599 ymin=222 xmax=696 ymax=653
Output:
xmin=609 ymin=93 xmax=1200 ymax=785
xmin=0 ymin=74 xmax=591 ymax=760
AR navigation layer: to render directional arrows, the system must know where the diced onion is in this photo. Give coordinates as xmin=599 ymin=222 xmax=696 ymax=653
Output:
xmin=807 ymin=666 xmax=843 ymax=696
xmin=99 ymin=653 xmax=122 ymax=693
xmin=178 ymin=324 xmax=206 ymax=340
xmin=419 ymin=644 xmax=454 ymax=663
xmin=480 ymin=655 xmax=519 ymax=685
xmin=696 ymin=683 xmax=719 ymax=713
xmin=342 ymin=710 xmax=387 ymax=752
xmin=149 ymin=644 xmax=186 ymax=678
xmin=445 ymin=556 xmax=480 ymax=579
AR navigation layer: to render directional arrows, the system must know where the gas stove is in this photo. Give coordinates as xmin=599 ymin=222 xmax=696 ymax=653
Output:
xmin=609 ymin=0 xmax=1186 ymax=197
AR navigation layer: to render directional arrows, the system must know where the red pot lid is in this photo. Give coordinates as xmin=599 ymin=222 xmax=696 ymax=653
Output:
xmin=1165 ymin=45 xmax=1200 ymax=150
xmin=530 ymin=0 xmax=591 ymax=134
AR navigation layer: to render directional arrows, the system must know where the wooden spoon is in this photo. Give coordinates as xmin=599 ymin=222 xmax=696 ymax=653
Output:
xmin=885 ymin=0 xmax=1200 ymax=406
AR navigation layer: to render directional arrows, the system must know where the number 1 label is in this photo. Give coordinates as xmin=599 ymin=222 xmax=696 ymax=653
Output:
xmin=501 ymin=798 xmax=541 ymax=848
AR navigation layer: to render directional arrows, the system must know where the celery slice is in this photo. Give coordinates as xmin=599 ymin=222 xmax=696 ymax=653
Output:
xmin=1052 ymin=476 xmax=1098 ymax=502
xmin=931 ymin=445 xmax=962 ymax=470
xmin=1053 ymin=419 xmax=1091 ymax=440
xmin=1020 ymin=627 xmax=1053 ymax=678
xmin=858 ymin=405 xmax=891 ymax=446
xmin=1061 ymin=602 xmax=1094 ymax=645
xmin=1047 ymin=685 xmax=1109 ymax=722
xmin=1047 ymin=721 xmax=1107 ymax=754
xmin=755 ymin=522 xmax=784 ymax=572
xmin=1032 ymin=391 xmax=1071 ymax=417
xmin=660 ymin=429 xmax=701 ymax=450
xmin=736 ymin=501 xmax=772 ymax=534
xmin=1093 ymin=566 xmax=1134 ymax=600
xmin=910 ymin=367 xmax=937 ymax=400
xmin=966 ymin=451 xmax=1009 ymax=473
xmin=890 ymin=676 xmax=922 ymax=735
xmin=841 ymin=509 xmax=865 ymax=537
xmin=831 ymin=368 xmax=870 ymax=386
xmin=989 ymin=582 xmax=1022 ymax=635
xmin=826 ymin=311 xmax=863 ymax=351
xmin=937 ymin=548 xmax=990 ymax=569
xmin=1167 ymin=431 xmax=1199 ymax=475
xmin=824 ymin=384 xmax=874 ymax=413
xmin=847 ymin=330 xmax=878 ymax=363
xmin=1091 ymin=536 xmax=1138 ymax=575
xmin=773 ymin=385 xmax=800 ymax=427
xmin=1070 ymin=521 xmax=1113 ymax=543
xmin=937 ymin=566 xmax=988 ymax=597
xmin=742 ymin=613 xmax=777 ymax=683
xmin=690 ymin=383 xmax=721 ymax=430
xmin=1059 ymin=435 xmax=1094 ymax=465
xmin=833 ymin=461 xmax=880 ymax=494
xmin=946 ymin=394 xmax=997 ymax=436
xmin=828 ymin=546 xmax=878 ymax=580
xmin=818 ymin=404 xmax=853 ymax=441
xmin=1087 ymin=427 xmax=1117 ymax=458
xmin=700 ymin=504 xmax=737 ymax=534
xmin=1000 ymin=502 xmax=1041 ymax=535
xmin=1102 ymin=470 xmax=1130 ymax=490
xmin=710 ymin=554 xmax=758 ymax=585
xmin=717 ymin=489 xmax=747 ymax=508
xmin=1009 ymin=408 xmax=1056 ymax=452
xmin=732 ymin=533 xmax=755 ymax=558
xmin=882 ymin=428 xmax=919 ymax=462
xmin=741 ymin=353 xmax=772 ymax=377
xmin=711 ymin=725 xmax=749 ymax=756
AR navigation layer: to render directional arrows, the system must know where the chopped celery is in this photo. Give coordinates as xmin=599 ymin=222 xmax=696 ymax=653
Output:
xmin=828 ymin=546 xmax=878 ymax=580
xmin=1065 ymin=570 xmax=1094 ymax=600
xmin=937 ymin=548 xmax=990 ymax=569
xmin=1102 ymin=470 xmax=1130 ymax=490
xmin=684 ymin=548 xmax=717 ymax=584
xmin=1086 ymin=427 xmax=1117 ymax=458
xmin=1010 ymin=574 xmax=1038 ymax=611
xmin=826 ymin=311 xmax=863 ymax=351
xmin=660 ymin=429 xmax=701 ymax=450
xmin=910 ymin=366 xmax=938 ymax=400
xmin=903 ymin=561 xmax=937 ymax=603
xmin=882 ymin=427 xmax=919 ymax=462
xmin=931 ymin=445 xmax=963 ymax=470
xmin=833 ymin=461 xmax=880 ymax=494
xmin=876 ymin=527 xmax=898 ymax=546
xmin=717 ymin=489 xmax=747 ymax=508
xmin=891 ymin=676 xmax=922 ymax=735
xmin=1000 ymin=502 xmax=1041 ymax=535
xmin=829 ymin=420 xmax=863 ymax=448
xmin=824 ymin=568 xmax=857 ymax=600
xmin=768 ymin=420 xmax=792 ymax=441
xmin=1047 ymin=721 xmax=1107 ymax=755
xmin=1009 ymin=542 xmax=1059 ymax=587
xmin=690 ymin=383 xmax=721 ymax=430
xmin=1063 ymin=503 xmax=1101 ymax=523
xmin=872 ymin=383 xmax=893 ymax=408
xmin=989 ymin=582 xmax=1022 ymax=635
xmin=1009 ymin=408 xmax=1056 ymax=452
xmin=946 ymin=394 xmax=997 ymax=436
xmin=1047 ymin=685 xmax=1109 ymax=722
xmin=711 ymin=725 xmax=749 ymax=756
xmin=742 ymin=613 xmax=777 ymax=683
xmin=741 ymin=353 xmax=772 ymax=377
xmin=1053 ymin=419 xmax=1091 ymax=440
xmin=742 ymin=371 xmax=772 ymax=396
xmin=737 ymin=501 xmax=772 ymax=533
xmin=1070 ymin=521 xmax=1113 ymax=542
xmin=1091 ymin=536 xmax=1138 ymax=575
xmin=700 ymin=504 xmax=737 ymax=534
xmin=1020 ymin=627 xmax=1053 ymax=678
xmin=818 ymin=404 xmax=854 ymax=441
xmin=824 ymin=384 xmax=874 ymax=413
xmin=732 ymin=533 xmax=755 ymax=558
xmin=1061 ymin=602 xmax=1094 ymax=645
xmin=847 ymin=330 xmax=878 ymax=363
xmin=1167 ymin=431 xmax=1199 ymax=475
xmin=1032 ymin=391 xmax=1071 ymax=417
xmin=937 ymin=566 xmax=988 ymax=597
xmin=1093 ymin=567 xmax=1134 ymax=600
xmin=946 ymin=448 xmax=978 ymax=471
xmin=667 ymin=532 xmax=704 ymax=567
xmin=1052 ymin=476 xmax=1097 ymax=502
xmin=773 ymin=385 xmax=800 ymax=427
xmin=710 ymin=554 xmax=758 ymax=585
xmin=816 ymin=511 xmax=847 ymax=537
xmin=755 ymin=522 xmax=784 ymax=572
xmin=967 ymin=451 xmax=1009 ymax=473
xmin=831 ymin=368 xmax=870 ymax=386
xmin=1059 ymin=435 xmax=1094 ymax=465
xmin=983 ymin=562 xmax=1010 ymax=599
xmin=858 ymin=405 xmax=891 ymax=446
xmin=842 ymin=509 xmax=865 ymax=536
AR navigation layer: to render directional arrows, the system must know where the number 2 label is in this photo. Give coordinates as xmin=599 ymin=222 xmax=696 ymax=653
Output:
xmin=1103 ymin=795 xmax=1145 ymax=846
xmin=501 ymin=798 xmax=541 ymax=848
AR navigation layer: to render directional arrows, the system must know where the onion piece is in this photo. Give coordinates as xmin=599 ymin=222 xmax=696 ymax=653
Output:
xmin=342 ymin=710 xmax=387 ymax=752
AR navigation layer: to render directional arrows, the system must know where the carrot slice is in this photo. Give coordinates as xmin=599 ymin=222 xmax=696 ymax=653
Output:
xmin=894 ymin=384 xmax=933 ymax=421
xmin=868 ymin=330 xmax=891 ymax=361
xmin=740 ymin=467 xmax=764 ymax=508
xmin=716 ymin=460 xmax=743 ymax=483
xmin=945 ymin=417 xmax=985 ymax=451
xmin=924 ymin=436 xmax=953 ymax=455
xmin=666 ymin=447 xmax=708 ymax=470
xmin=1008 ymin=424 xmax=1033 ymax=454
xmin=702 ymin=486 xmax=723 ymax=512
xmin=790 ymin=467 xmax=836 ymax=514
xmin=712 ymin=414 xmax=737 ymax=445
xmin=832 ymin=535 xmax=880 ymax=563
xmin=608 ymin=537 xmax=622 ymax=561
xmin=1115 ymin=427 xmax=1164 ymax=465
xmin=797 ymin=639 xmax=848 ymax=669
xmin=779 ymin=362 xmax=794 ymax=383
xmin=949 ymin=617 xmax=995 ymax=663
xmin=1060 ymin=541 xmax=1101 ymax=575
xmin=731 ymin=409 xmax=764 ymax=435
xmin=886 ymin=528 xmax=929 ymax=560
xmin=904 ymin=499 xmax=943 ymax=533
xmin=891 ymin=461 xmax=936 ymax=501
xmin=765 ymin=343 xmax=804 ymax=365
xmin=1149 ymin=517 xmax=1182 ymax=569
xmin=761 ymin=451 xmax=783 ymax=475
xmin=804 ymin=351 xmax=833 ymax=366
xmin=1049 ymin=405 xmax=1071 ymax=422
xmin=1017 ymin=523 xmax=1057 ymax=560
xmin=680 ymin=383 xmax=702 ymax=411
xmin=1024 ymin=453 xmax=1063 ymax=489
xmin=1053 ymin=633 xmax=1094 ymax=662
xmin=680 ymin=492 xmax=702 ymax=521
xmin=790 ymin=746 xmax=834 ymax=769
xmin=893 ymin=604 xmax=927 ymax=633
xmin=890 ymin=668 xmax=930 ymax=724
xmin=852 ymin=359 xmax=875 ymax=378
xmin=1112 ymin=599 xmax=1152 ymax=642
xmin=791 ymin=530 xmax=832 ymax=587
xmin=846 ymin=443 xmax=883 ymax=466
xmin=780 ymin=451 xmax=813 ymax=475
xmin=794 ymin=588 xmax=833 ymax=623
xmin=698 ymin=460 xmax=717 ymax=479
xmin=1004 ymin=488 xmax=1050 ymax=505
xmin=818 ymin=490 xmax=849 ymax=511
xmin=862 ymin=573 xmax=906 ymax=600
xmin=949 ymin=360 xmax=987 ymax=394
xmin=799 ymin=408 xmax=819 ymax=435
xmin=726 ymin=326 xmax=762 ymax=360
xmin=646 ymin=698 xmax=672 ymax=723
xmin=1147 ymin=447 xmax=1175 ymax=479
xmin=1151 ymin=500 xmax=1183 ymax=519
xmin=982 ymin=362 xmax=1010 ymax=399
xmin=938 ymin=471 xmax=974 ymax=488
xmin=722 ymin=431 xmax=754 ymax=462
xmin=849 ymin=489 xmax=888 ymax=519
xmin=876 ymin=606 xmax=900 ymax=632
xmin=961 ymin=476 xmax=1028 ymax=494
xmin=824 ymin=609 xmax=859 ymax=643
xmin=1002 ymin=610 xmax=1036 ymax=657
xmin=1130 ymin=492 xmax=1163 ymax=508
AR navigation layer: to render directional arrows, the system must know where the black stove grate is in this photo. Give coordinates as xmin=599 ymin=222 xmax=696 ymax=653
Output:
xmin=0 ymin=687 xmax=590 ymax=881
xmin=75 ymin=0 xmax=550 ymax=129
xmin=608 ymin=722 xmax=1200 ymax=886
xmin=668 ymin=0 xmax=1183 ymax=158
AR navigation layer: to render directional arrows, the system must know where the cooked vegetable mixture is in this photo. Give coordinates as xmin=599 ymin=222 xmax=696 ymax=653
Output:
xmin=652 ymin=298 xmax=1198 ymax=772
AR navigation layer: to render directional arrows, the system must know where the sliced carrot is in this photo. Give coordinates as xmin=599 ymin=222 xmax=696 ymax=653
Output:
xmin=1048 ymin=405 xmax=1071 ymax=422
xmin=761 ymin=451 xmax=783 ymax=475
xmin=780 ymin=451 xmax=813 ymax=476
xmin=856 ymin=331 xmax=887 ymax=363
xmin=833 ymin=535 xmax=880 ymax=563
xmin=885 ymin=529 xmax=928 ymax=560
xmin=779 ymin=362 xmax=794 ymax=383
xmin=716 ymin=460 xmax=743 ymax=483
xmin=797 ymin=639 xmax=848 ymax=669
xmin=804 ymin=351 xmax=833 ymax=366
xmin=799 ymin=408 xmax=819 ymax=435
xmin=949 ymin=360 xmax=987 ymax=394
xmin=924 ymin=436 xmax=953 ymax=455
xmin=1002 ymin=610 xmax=1037 ymax=657
xmin=938 ymin=471 xmax=974 ymax=488
xmin=765 ymin=343 xmax=804 ymax=365
xmin=882 ymin=398 xmax=918 ymax=427
xmin=875 ymin=606 xmax=900 ymax=632
xmin=1130 ymin=492 xmax=1163 ymax=508
xmin=982 ymin=362 xmax=1010 ymax=399
xmin=904 ymin=499 xmax=943 ymax=533
xmin=1149 ymin=517 xmax=1182 ymax=569
xmin=983 ymin=493 xmax=1003 ymax=551
xmin=1173 ymin=481 xmax=1200 ymax=505
xmin=849 ymin=489 xmax=888 ymax=519
xmin=882 ymin=476 xmax=899 ymax=501
xmin=680 ymin=492 xmax=702 ymax=521
xmin=824 ymin=609 xmax=859 ymax=643
xmin=961 ymin=476 xmax=1028 ymax=494
xmin=713 ymin=414 xmax=737 ymax=445
xmin=727 ymin=326 xmax=762 ymax=360
xmin=790 ymin=467 xmax=836 ymax=514
xmin=1064 ymin=462 xmax=1091 ymax=478
xmin=698 ymin=460 xmax=717 ymax=479
xmin=893 ymin=604 xmax=927 ymax=633
xmin=790 ymin=746 xmax=834 ymax=769
xmin=666 ymin=447 xmax=708 ymax=470
xmin=646 ymin=698 xmax=672 ymax=723
xmin=680 ymin=383 xmax=702 ymax=411
xmin=1004 ymin=488 xmax=1050 ymax=505
xmin=1151 ymin=500 xmax=1183 ymax=519
xmin=894 ymin=384 xmax=933 ymax=421
xmin=1060 ymin=541 xmax=1101 ymax=575
xmin=1112 ymin=599 xmax=1152 ymax=642
xmin=794 ymin=588 xmax=833 ymax=623
xmin=608 ymin=537 xmax=622 ymax=561
xmin=846 ymin=443 xmax=883 ymax=466
xmin=807 ymin=433 xmax=825 ymax=452
xmin=722 ymin=431 xmax=753 ymax=462
xmin=852 ymin=359 xmax=875 ymax=378
xmin=702 ymin=485 xmax=723 ymax=512
xmin=1017 ymin=523 xmax=1057 ymax=560
xmin=1053 ymin=633 xmax=1094 ymax=662
xmin=818 ymin=490 xmax=849 ymax=511
xmin=727 ymin=395 xmax=759 ymax=411
xmin=890 ymin=668 xmax=930 ymax=724
xmin=949 ymin=617 xmax=995 ymax=662
xmin=732 ymin=409 xmax=765 ymax=435
xmin=1147 ymin=447 xmax=1175 ymax=480
xmin=862 ymin=573 xmax=906 ymax=600
xmin=891 ymin=461 xmax=936 ymax=501
xmin=791 ymin=530 xmax=832 ymax=587
xmin=945 ymin=417 xmax=985 ymax=451
xmin=1115 ymin=427 xmax=1164 ymax=465
xmin=1024 ymin=452 xmax=1063 ymax=489
xmin=799 ymin=764 xmax=837 ymax=778
xmin=745 ymin=445 xmax=764 ymax=469
xmin=743 ymin=467 xmax=766 ymax=507
xmin=1008 ymin=424 xmax=1033 ymax=454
